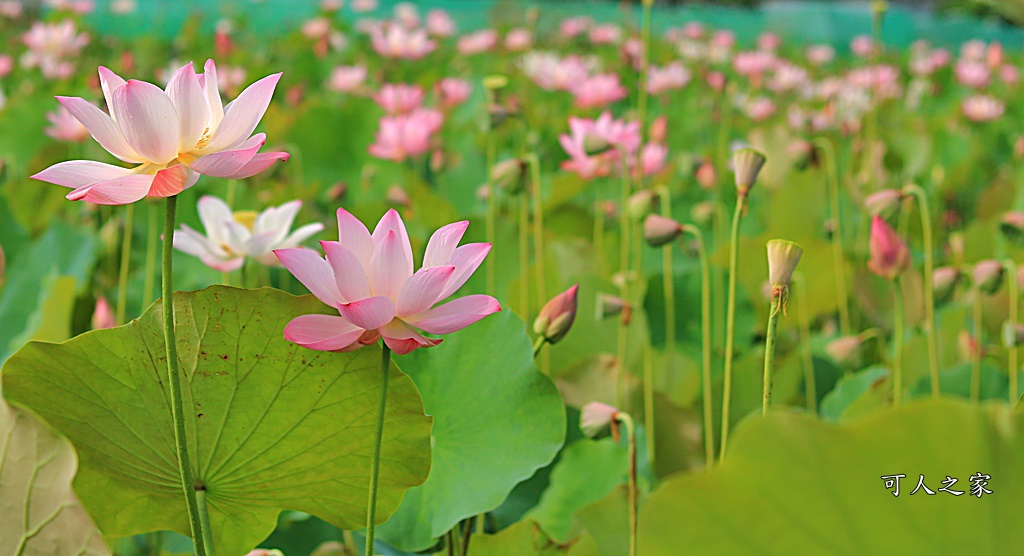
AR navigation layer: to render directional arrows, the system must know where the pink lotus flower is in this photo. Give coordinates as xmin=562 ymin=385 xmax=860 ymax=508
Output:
xmin=32 ymin=61 xmax=288 ymax=205
xmin=962 ymin=95 xmax=1004 ymax=122
xmin=504 ymin=28 xmax=532 ymax=51
xmin=0 ymin=55 xmax=12 ymax=77
xmin=393 ymin=2 xmax=420 ymax=28
xmin=960 ymin=40 xmax=986 ymax=61
xmin=45 ymin=105 xmax=89 ymax=142
xmin=457 ymin=29 xmax=498 ymax=55
xmin=374 ymin=83 xmax=424 ymax=114
xmin=521 ymin=52 xmax=592 ymax=91
xmin=438 ymin=78 xmax=471 ymax=108
xmin=275 ymin=208 xmax=501 ymax=354
xmin=732 ymin=51 xmax=775 ymax=78
xmin=1001 ymin=64 xmax=1020 ymax=85
xmin=588 ymin=24 xmax=622 ymax=45
xmin=757 ymin=32 xmax=781 ymax=52
xmin=571 ymin=73 xmax=627 ymax=109
xmin=0 ymin=0 xmax=23 ymax=17
xmin=368 ymin=108 xmax=443 ymax=162
xmin=352 ymin=0 xmax=377 ymax=13
xmin=647 ymin=62 xmax=691 ymax=95
xmin=851 ymin=35 xmax=874 ymax=57
xmin=560 ymin=16 xmax=592 ymax=39
xmin=216 ymin=65 xmax=247 ymax=97
xmin=327 ymin=65 xmax=367 ymax=93
xmin=426 ymin=9 xmax=455 ymax=37
xmin=955 ymin=59 xmax=990 ymax=88
xmin=637 ymin=142 xmax=667 ymax=177
xmin=370 ymin=23 xmax=436 ymax=59
xmin=806 ymin=44 xmax=835 ymax=66
xmin=558 ymin=112 xmax=639 ymax=179
xmin=21 ymin=20 xmax=88 ymax=79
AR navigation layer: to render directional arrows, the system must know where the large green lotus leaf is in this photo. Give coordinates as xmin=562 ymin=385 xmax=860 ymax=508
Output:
xmin=820 ymin=365 xmax=890 ymax=422
xmin=375 ymin=311 xmax=565 ymax=551
xmin=526 ymin=438 xmax=628 ymax=543
xmin=639 ymin=399 xmax=1023 ymax=555
xmin=0 ymin=394 xmax=109 ymax=555
xmin=469 ymin=519 xmax=597 ymax=556
xmin=2 ymin=286 xmax=431 ymax=556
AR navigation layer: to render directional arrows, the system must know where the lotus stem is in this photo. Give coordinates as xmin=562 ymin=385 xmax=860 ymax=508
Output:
xmin=161 ymin=195 xmax=208 ymax=556
xmin=971 ymin=285 xmax=983 ymax=403
xmin=719 ymin=196 xmax=745 ymax=457
xmin=903 ymin=183 xmax=939 ymax=397
xmin=657 ymin=188 xmax=676 ymax=358
xmin=532 ymin=334 xmax=545 ymax=357
xmin=762 ymin=291 xmax=783 ymax=415
xmin=196 ymin=489 xmax=216 ymax=556
xmin=527 ymin=154 xmax=547 ymax=320
xmin=680 ymin=224 xmax=713 ymax=465
xmin=518 ymin=193 xmax=530 ymax=316
xmin=642 ymin=342 xmax=655 ymax=477
xmin=142 ymin=200 xmax=158 ymax=309
xmin=365 ymin=344 xmax=391 ymax=556
xmin=616 ymin=156 xmax=632 ymax=408
xmin=793 ymin=272 xmax=816 ymax=412
xmin=115 ymin=202 xmax=134 ymax=325
xmin=1006 ymin=259 xmax=1019 ymax=404
xmin=893 ymin=277 xmax=905 ymax=407
xmin=616 ymin=412 xmax=638 ymax=556
xmin=594 ymin=184 xmax=605 ymax=266
xmin=814 ymin=138 xmax=851 ymax=335
xmin=485 ymin=102 xmax=498 ymax=296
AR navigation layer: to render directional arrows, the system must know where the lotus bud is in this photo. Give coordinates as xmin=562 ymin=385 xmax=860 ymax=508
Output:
xmin=430 ymin=148 xmax=446 ymax=173
xmin=611 ymin=270 xmax=638 ymax=290
xmin=973 ymin=259 xmax=1005 ymax=294
xmin=92 ymin=297 xmax=115 ymax=330
xmin=643 ymin=214 xmax=683 ymax=247
xmin=732 ymin=148 xmax=766 ymax=198
xmin=958 ymin=330 xmax=982 ymax=362
xmin=491 ymin=158 xmax=526 ymax=193
xmin=932 ymin=266 xmax=962 ymax=304
xmin=767 ymin=239 xmax=803 ymax=288
xmin=245 ymin=550 xmax=284 ymax=556
xmin=867 ymin=215 xmax=910 ymax=280
xmin=628 ymin=190 xmax=656 ymax=221
xmin=596 ymin=293 xmax=631 ymax=324
xmin=327 ymin=181 xmax=348 ymax=202
xmin=825 ymin=335 xmax=864 ymax=367
xmin=1003 ymin=321 xmax=1024 ymax=349
xmin=386 ymin=185 xmax=410 ymax=207
xmin=691 ymin=201 xmax=715 ymax=227
xmin=947 ymin=231 xmax=965 ymax=261
xmin=534 ymin=284 xmax=579 ymax=344
xmin=310 ymin=542 xmax=349 ymax=556
xmin=999 ymin=212 xmax=1024 ymax=247
xmin=695 ymin=159 xmax=717 ymax=190
xmin=579 ymin=401 xmax=619 ymax=438
xmin=649 ymin=115 xmax=667 ymax=143
xmin=864 ymin=189 xmax=903 ymax=218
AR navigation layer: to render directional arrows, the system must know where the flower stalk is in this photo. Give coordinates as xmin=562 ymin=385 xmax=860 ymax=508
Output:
xmin=971 ymin=284 xmax=983 ymax=403
xmin=719 ymin=196 xmax=744 ymax=456
xmin=617 ymin=412 xmax=638 ymax=556
xmin=793 ymin=272 xmax=816 ymax=412
xmin=365 ymin=344 xmax=392 ymax=556
xmin=903 ymin=183 xmax=939 ymax=398
xmin=763 ymin=239 xmax=802 ymax=414
xmin=893 ymin=277 xmax=905 ymax=407
xmin=814 ymin=138 xmax=851 ymax=335
xmin=680 ymin=224 xmax=713 ymax=465
xmin=161 ymin=195 xmax=209 ymax=556
xmin=1006 ymin=259 xmax=1019 ymax=404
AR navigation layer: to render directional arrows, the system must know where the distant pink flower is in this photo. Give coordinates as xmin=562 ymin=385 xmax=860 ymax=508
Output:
xmin=217 ymin=65 xmax=246 ymax=97
xmin=769 ymin=63 xmax=809 ymax=93
xmin=757 ymin=32 xmax=781 ymax=52
xmin=571 ymin=73 xmax=627 ymax=108
xmin=275 ymin=208 xmax=501 ymax=354
xmin=560 ymin=16 xmax=592 ymax=39
xmin=0 ymin=0 xmax=23 ymax=17
xmin=648 ymin=62 xmax=690 ymax=95
xmin=589 ymin=24 xmax=621 ymax=45
xmin=327 ymin=65 xmax=367 ymax=93
xmin=960 ymin=40 xmax=986 ymax=61
xmin=806 ymin=44 xmax=834 ymax=66
xmin=352 ymin=0 xmax=377 ymax=12
xmin=368 ymin=108 xmax=443 ymax=162
xmin=682 ymin=22 xmax=705 ymax=40
xmin=438 ymin=78 xmax=471 ymax=108
xmin=457 ymin=29 xmax=497 ymax=55
xmin=45 ymin=105 xmax=89 ymax=142
xmin=1000 ymin=64 xmax=1019 ymax=85
xmin=370 ymin=23 xmax=435 ymax=59
xmin=558 ymin=112 xmax=639 ymax=179
xmin=521 ymin=52 xmax=592 ymax=91
xmin=638 ymin=142 xmax=667 ymax=177
xmin=92 ymin=297 xmax=115 ymax=330
xmin=426 ymin=9 xmax=455 ymax=37
xmin=851 ymin=35 xmax=874 ymax=57
xmin=706 ymin=71 xmax=726 ymax=91
xmin=374 ymin=83 xmax=424 ymax=114
xmin=962 ymin=95 xmax=1004 ymax=122
xmin=712 ymin=30 xmax=735 ymax=49
xmin=109 ymin=0 xmax=135 ymax=14
xmin=743 ymin=96 xmax=775 ymax=121
xmin=733 ymin=51 xmax=775 ymax=78
xmin=393 ymin=2 xmax=420 ymax=28
xmin=504 ymin=28 xmax=532 ymax=51
xmin=32 ymin=60 xmax=288 ymax=205
xmin=0 ymin=55 xmax=13 ymax=77
xmin=21 ymin=20 xmax=88 ymax=79
xmin=302 ymin=17 xmax=331 ymax=39
xmin=955 ymin=59 xmax=990 ymax=88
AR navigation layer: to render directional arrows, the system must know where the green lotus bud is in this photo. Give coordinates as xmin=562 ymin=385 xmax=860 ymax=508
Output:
xmin=732 ymin=147 xmax=766 ymax=197
xmin=973 ymin=259 xmax=1005 ymax=295
xmin=932 ymin=266 xmax=962 ymax=305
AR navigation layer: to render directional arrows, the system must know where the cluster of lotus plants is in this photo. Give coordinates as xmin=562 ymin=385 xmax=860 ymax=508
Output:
xmin=1 ymin=0 xmax=1023 ymax=555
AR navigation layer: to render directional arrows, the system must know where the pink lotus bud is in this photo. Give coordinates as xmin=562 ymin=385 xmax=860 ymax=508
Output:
xmin=766 ymin=239 xmax=803 ymax=288
xmin=245 ymin=550 xmax=284 ymax=556
xmin=534 ymin=284 xmax=579 ymax=344
xmin=643 ymin=214 xmax=683 ymax=247
xmin=732 ymin=148 xmax=766 ymax=197
xmin=867 ymin=216 xmax=910 ymax=280
xmin=864 ymin=189 xmax=903 ymax=218
xmin=1002 ymin=321 xmax=1024 ymax=349
xmin=973 ymin=259 xmax=1005 ymax=294
xmin=1000 ymin=211 xmax=1024 ymax=247
xmin=92 ymin=297 xmax=115 ymax=330
xmin=932 ymin=266 xmax=962 ymax=304
xmin=825 ymin=335 xmax=864 ymax=367
xmin=579 ymin=401 xmax=619 ymax=437
xmin=386 ymin=185 xmax=410 ymax=207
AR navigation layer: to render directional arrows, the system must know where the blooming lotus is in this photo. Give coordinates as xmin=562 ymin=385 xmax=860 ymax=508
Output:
xmin=438 ymin=78 xmax=471 ymax=108
xmin=275 ymin=208 xmax=501 ymax=354
xmin=327 ymin=65 xmax=367 ymax=93
xmin=457 ymin=29 xmax=498 ymax=55
xmin=173 ymin=196 xmax=324 ymax=272
xmin=370 ymin=23 xmax=436 ymax=60
xmin=32 ymin=60 xmax=288 ymax=205
xmin=373 ymin=83 xmax=424 ymax=114
xmin=21 ymin=20 xmax=88 ymax=79
xmin=44 ymin=105 xmax=89 ymax=143
xmin=368 ymin=108 xmax=443 ymax=162
xmin=570 ymin=73 xmax=627 ymax=109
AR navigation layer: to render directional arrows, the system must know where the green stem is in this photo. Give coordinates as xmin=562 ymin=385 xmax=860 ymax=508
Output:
xmin=903 ymin=184 xmax=939 ymax=397
xmin=681 ymin=225 xmax=713 ymax=466
xmin=793 ymin=274 xmax=816 ymax=413
xmin=814 ymin=138 xmax=850 ymax=336
xmin=532 ymin=335 xmax=545 ymax=358
xmin=485 ymin=108 xmax=498 ymax=297
xmin=460 ymin=516 xmax=476 ymax=556
xmin=161 ymin=196 xmax=208 ymax=556
xmin=893 ymin=277 xmax=905 ymax=407
xmin=1006 ymin=259 xmax=1019 ymax=404
xmin=116 ymin=202 xmax=134 ymax=325
xmin=527 ymin=154 xmax=547 ymax=317
xmin=762 ymin=292 xmax=782 ymax=415
xmin=641 ymin=343 xmax=655 ymax=477
xmin=365 ymin=344 xmax=392 ymax=556
xmin=143 ymin=200 xmax=158 ymax=310
xmin=594 ymin=183 xmax=605 ymax=267
xmin=518 ymin=193 xmax=529 ymax=317
xmin=225 ymin=179 xmax=238 ymax=207
xmin=616 ymin=156 xmax=632 ymax=408
xmin=719 ymin=196 xmax=745 ymax=458
xmin=657 ymin=188 xmax=676 ymax=357
xmin=616 ymin=413 xmax=638 ymax=556
xmin=637 ymin=0 xmax=652 ymax=141
xmin=971 ymin=286 xmax=982 ymax=403
xmin=196 ymin=489 xmax=216 ymax=556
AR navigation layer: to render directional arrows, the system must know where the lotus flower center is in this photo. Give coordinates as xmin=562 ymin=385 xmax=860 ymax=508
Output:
xmin=233 ymin=210 xmax=259 ymax=231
